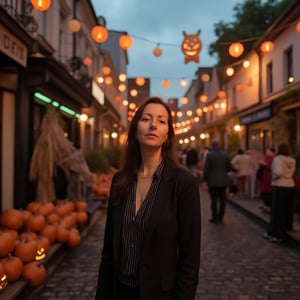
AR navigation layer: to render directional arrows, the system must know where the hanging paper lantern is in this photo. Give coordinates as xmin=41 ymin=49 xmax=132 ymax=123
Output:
xmin=119 ymin=73 xmax=127 ymax=82
xmin=243 ymin=60 xmax=250 ymax=68
xmin=260 ymin=41 xmax=274 ymax=53
xmin=68 ymin=19 xmax=81 ymax=33
xmin=102 ymin=66 xmax=111 ymax=75
xmin=235 ymin=84 xmax=243 ymax=92
xmin=82 ymin=57 xmax=92 ymax=67
xmin=201 ymin=73 xmax=210 ymax=82
xmin=153 ymin=45 xmax=162 ymax=57
xmin=136 ymin=77 xmax=145 ymax=86
xmin=104 ymin=76 xmax=113 ymax=85
xmin=181 ymin=97 xmax=188 ymax=105
xmin=226 ymin=67 xmax=234 ymax=76
xmin=31 ymin=0 xmax=51 ymax=11
xmin=180 ymin=79 xmax=187 ymax=87
xmin=228 ymin=42 xmax=244 ymax=58
xmin=91 ymin=26 xmax=108 ymax=43
xmin=218 ymin=90 xmax=226 ymax=99
xmin=181 ymin=30 xmax=202 ymax=64
xmin=119 ymin=35 xmax=133 ymax=50
xmin=115 ymin=96 xmax=122 ymax=103
xmin=118 ymin=84 xmax=126 ymax=92
xmin=199 ymin=95 xmax=208 ymax=103
xmin=130 ymin=89 xmax=138 ymax=97
xmin=296 ymin=21 xmax=300 ymax=33
xmin=162 ymin=79 xmax=171 ymax=89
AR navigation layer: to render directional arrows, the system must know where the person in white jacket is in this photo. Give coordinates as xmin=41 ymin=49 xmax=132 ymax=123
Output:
xmin=264 ymin=143 xmax=296 ymax=243
xmin=231 ymin=149 xmax=252 ymax=199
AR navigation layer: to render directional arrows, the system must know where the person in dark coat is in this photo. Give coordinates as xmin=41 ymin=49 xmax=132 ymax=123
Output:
xmin=95 ymin=97 xmax=201 ymax=300
xmin=202 ymin=140 xmax=232 ymax=224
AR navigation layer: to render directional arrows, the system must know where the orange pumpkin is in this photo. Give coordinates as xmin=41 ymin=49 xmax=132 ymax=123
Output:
xmin=15 ymin=239 xmax=38 ymax=263
xmin=25 ymin=214 xmax=46 ymax=233
xmin=22 ymin=261 xmax=46 ymax=287
xmin=75 ymin=201 xmax=88 ymax=212
xmin=38 ymin=202 xmax=55 ymax=216
xmin=0 ymin=262 xmax=8 ymax=291
xmin=26 ymin=202 xmax=42 ymax=214
xmin=1 ymin=254 xmax=23 ymax=282
xmin=76 ymin=211 xmax=88 ymax=224
xmin=0 ymin=208 xmax=24 ymax=230
xmin=67 ymin=228 xmax=81 ymax=248
xmin=47 ymin=212 xmax=60 ymax=225
xmin=19 ymin=231 xmax=38 ymax=242
xmin=40 ymin=224 xmax=57 ymax=244
xmin=56 ymin=225 xmax=70 ymax=243
xmin=0 ymin=229 xmax=18 ymax=257
xmin=36 ymin=236 xmax=50 ymax=256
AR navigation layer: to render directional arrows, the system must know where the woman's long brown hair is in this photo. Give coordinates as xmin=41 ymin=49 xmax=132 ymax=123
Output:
xmin=110 ymin=96 xmax=177 ymax=205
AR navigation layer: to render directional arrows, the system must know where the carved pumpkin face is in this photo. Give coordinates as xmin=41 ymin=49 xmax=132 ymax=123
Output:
xmin=0 ymin=274 xmax=8 ymax=291
xmin=181 ymin=30 xmax=202 ymax=64
xmin=35 ymin=248 xmax=46 ymax=261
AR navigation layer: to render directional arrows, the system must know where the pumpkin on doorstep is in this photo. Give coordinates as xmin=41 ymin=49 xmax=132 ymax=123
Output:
xmin=25 ymin=213 xmax=46 ymax=233
xmin=40 ymin=223 xmax=57 ymax=244
xmin=0 ymin=208 xmax=24 ymax=230
xmin=181 ymin=30 xmax=202 ymax=64
xmin=22 ymin=261 xmax=46 ymax=287
xmin=14 ymin=238 xmax=38 ymax=263
xmin=1 ymin=254 xmax=23 ymax=282
xmin=67 ymin=228 xmax=81 ymax=248
xmin=0 ymin=262 xmax=8 ymax=291
xmin=0 ymin=229 xmax=18 ymax=257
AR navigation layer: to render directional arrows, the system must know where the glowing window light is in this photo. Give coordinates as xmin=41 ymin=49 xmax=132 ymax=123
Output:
xmin=130 ymin=89 xmax=138 ymax=97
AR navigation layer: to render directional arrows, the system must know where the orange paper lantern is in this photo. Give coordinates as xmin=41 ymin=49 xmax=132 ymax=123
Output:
xmin=260 ymin=41 xmax=274 ymax=53
xmin=296 ymin=21 xmax=300 ymax=33
xmin=91 ymin=26 xmax=108 ymax=43
xmin=153 ymin=46 xmax=162 ymax=57
xmin=31 ymin=0 xmax=51 ymax=11
xmin=228 ymin=42 xmax=244 ymax=58
xmin=119 ymin=35 xmax=133 ymax=50
xmin=136 ymin=77 xmax=145 ymax=86
xmin=162 ymin=79 xmax=171 ymax=89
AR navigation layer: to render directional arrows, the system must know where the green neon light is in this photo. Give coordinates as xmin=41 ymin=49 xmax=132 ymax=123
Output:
xmin=60 ymin=105 xmax=76 ymax=115
xmin=34 ymin=92 xmax=51 ymax=103
xmin=34 ymin=92 xmax=79 ymax=118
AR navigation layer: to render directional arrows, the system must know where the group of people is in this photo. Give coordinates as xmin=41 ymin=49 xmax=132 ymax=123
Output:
xmin=94 ymin=96 xmax=297 ymax=300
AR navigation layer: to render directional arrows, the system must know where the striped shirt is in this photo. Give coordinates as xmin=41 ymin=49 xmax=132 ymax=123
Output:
xmin=119 ymin=161 xmax=165 ymax=287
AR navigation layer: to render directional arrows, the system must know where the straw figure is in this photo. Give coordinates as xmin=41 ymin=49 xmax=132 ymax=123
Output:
xmin=29 ymin=108 xmax=92 ymax=203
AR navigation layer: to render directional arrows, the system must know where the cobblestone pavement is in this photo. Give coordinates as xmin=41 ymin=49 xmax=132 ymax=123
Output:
xmin=27 ymin=188 xmax=300 ymax=300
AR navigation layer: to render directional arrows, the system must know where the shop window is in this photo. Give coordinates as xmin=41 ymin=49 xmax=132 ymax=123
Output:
xmin=266 ymin=62 xmax=273 ymax=94
xmin=284 ymin=47 xmax=293 ymax=85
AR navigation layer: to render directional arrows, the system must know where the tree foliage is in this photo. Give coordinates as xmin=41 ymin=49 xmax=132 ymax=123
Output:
xmin=209 ymin=0 xmax=294 ymax=66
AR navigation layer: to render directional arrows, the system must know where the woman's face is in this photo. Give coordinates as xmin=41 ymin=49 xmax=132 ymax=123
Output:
xmin=136 ymin=103 xmax=169 ymax=149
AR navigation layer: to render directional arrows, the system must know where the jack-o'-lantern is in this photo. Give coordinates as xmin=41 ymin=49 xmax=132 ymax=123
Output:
xmin=35 ymin=247 xmax=46 ymax=261
xmin=0 ymin=263 xmax=8 ymax=291
xmin=181 ymin=30 xmax=202 ymax=64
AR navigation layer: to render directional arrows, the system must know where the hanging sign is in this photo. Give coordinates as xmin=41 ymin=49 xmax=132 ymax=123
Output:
xmin=181 ymin=30 xmax=202 ymax=64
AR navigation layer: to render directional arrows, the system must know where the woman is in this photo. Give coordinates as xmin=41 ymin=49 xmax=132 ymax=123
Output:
xmin=95 ymin=97 xmax=201 ymax=300
xmin=264 ymin=143 xmax=296 ymax=243
xmin=257 ymin=148 xmax=275 ymax=213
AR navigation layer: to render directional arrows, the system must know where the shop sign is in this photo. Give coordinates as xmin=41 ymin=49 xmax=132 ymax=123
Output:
xmin=92 ymin=80 xmax=104 ymax=105
xmin=0 ymin=24 xmax=27 ymax=67
xmin=240 ymin=105 xmax=272 ymax=125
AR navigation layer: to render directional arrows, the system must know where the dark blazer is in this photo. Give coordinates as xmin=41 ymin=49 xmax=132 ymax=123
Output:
xmin=95 ymin=162 xmax=201 ymax=300
xmin=203 ymin=148 xmax=232 ymax=187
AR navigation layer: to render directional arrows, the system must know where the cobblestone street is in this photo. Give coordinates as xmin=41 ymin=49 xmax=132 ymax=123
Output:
xmin=22 ymin=188 xmax=300 ymax=300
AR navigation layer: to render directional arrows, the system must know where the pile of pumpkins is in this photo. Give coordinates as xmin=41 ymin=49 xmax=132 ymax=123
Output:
xmin=0 ymin=199 xmax=88 ymax=292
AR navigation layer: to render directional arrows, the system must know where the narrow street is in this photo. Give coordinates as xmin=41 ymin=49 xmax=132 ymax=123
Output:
xmin=23 ymin=188 xmax=300 ymax=300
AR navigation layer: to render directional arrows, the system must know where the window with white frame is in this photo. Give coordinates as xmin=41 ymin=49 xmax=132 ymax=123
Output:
xmin=284 ymin=46 xmax=293 ymax=85
xmin=266 ymin=62 xmax=273 ymax=94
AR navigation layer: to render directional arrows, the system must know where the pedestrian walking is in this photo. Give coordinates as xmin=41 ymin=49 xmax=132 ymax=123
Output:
xmin=202 ymin=140 xmax=232 ymax=224
xmin=95 ymin=96 xmax=201 ymax=300
xmin=231 ymin=149 xmax=252 ymax=199
xmin=264 ymin=143 xmax=296 ymax=243
xmin=185 ymin=144 xmax=199 ymax=177
xmin=257 ymin=147 xmax=275 ymax=213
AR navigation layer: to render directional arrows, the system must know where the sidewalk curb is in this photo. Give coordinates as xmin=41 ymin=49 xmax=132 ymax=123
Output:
xmin=227 ymin=197 xmax=300 ymax=250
